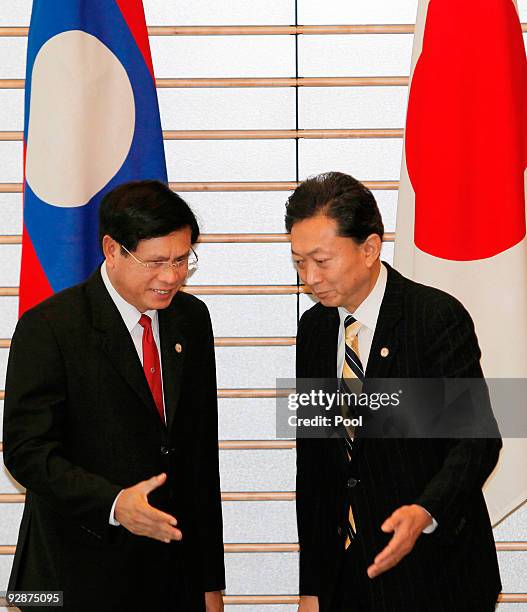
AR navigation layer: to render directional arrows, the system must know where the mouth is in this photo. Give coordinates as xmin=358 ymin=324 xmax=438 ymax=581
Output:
xmin=151 ymin=289 xmax=172 ymax=296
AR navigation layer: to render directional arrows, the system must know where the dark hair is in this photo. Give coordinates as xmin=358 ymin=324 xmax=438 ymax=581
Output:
xmin=98 ymin=180 xmax=199 ymax=251
xmin=285 ymin=171 xmax=384 ymax=243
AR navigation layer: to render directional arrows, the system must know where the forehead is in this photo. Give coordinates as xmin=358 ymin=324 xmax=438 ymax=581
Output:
xmin=135 ymin=227 xmax=192 ymax=254
xmin=290 ymin=215 xmax=345 ymax=254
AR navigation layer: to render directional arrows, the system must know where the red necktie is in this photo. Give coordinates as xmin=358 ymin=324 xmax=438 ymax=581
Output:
xmin=139 ymin=314 xmax=164 ymax=422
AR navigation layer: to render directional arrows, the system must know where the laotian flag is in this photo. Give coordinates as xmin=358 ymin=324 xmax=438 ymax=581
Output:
xmin=19 ymin=0 xmax=167 ymax=315
xmin=395 ymin=0 xmax=527 ymax=524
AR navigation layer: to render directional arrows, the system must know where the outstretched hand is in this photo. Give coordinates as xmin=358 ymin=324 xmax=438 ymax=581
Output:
xmin=115 ymin=473 xmax=182 ymax=543
xmin=367 ymin=504 xmax=432 ymax=578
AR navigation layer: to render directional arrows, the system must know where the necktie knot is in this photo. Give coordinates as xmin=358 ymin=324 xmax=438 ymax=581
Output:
xmin=139 ymin=314 xmax=152 ymax=330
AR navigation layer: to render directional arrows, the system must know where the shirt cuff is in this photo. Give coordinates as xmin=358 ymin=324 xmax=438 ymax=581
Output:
xmin=109 ymin=490 xmax=123 ymax=526
xmin=418 ymin=505 xmax=438 ymax=534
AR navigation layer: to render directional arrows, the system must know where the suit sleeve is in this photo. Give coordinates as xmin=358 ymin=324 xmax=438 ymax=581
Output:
xmin=296 ymin=311 xmax=324 ymax=596
xmin=3 ymin=309 xmax=121 ymax=540
xmin=193 ymin=303 xmax=226 ymax=591
xmin=414 ymin=295 xmax=502 ymax=534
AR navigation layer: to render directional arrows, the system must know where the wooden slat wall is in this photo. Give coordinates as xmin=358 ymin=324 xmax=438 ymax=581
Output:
xmin=0 ymin=6 xmax=525 ymax=608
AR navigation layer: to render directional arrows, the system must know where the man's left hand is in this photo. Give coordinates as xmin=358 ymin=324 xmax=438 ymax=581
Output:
xmin=205 ymin=590 xmax=224 ymax=611
xmin=367 ymin=504 xmax=432 ymax=579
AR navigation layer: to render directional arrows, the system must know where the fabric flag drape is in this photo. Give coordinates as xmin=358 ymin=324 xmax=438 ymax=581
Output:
xmin=395 ymin=0 xmax=527 ymax=525
xmin=19 ymin=0 xmax=167 ymax=315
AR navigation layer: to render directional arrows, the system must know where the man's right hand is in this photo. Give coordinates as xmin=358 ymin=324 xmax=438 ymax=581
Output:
xmin=115 ymin=473 xmax=182 ymax=543
xmin=298 ymin=595 xmax=319 ymax=611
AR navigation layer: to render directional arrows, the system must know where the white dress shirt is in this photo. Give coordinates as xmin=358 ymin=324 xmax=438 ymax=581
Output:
xmin=100 ymin=262 xmax=166 ymax=525
xmin=336 ymin=262 xmax=437 ymax=534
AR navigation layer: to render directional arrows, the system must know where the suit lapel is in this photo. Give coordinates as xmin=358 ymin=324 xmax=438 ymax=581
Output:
xmin=158 ymin=305 xmax=186 ymax=432
xmin=87 ymin=270 xmax=161 ymax=420
xmin=365 ymin=263 xmax=404 ymax=379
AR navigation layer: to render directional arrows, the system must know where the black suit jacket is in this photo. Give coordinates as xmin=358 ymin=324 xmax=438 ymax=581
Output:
xmin=296 ymin=263 xmax=502 ymax=611
xmin=3 ymin=269 xmax=225 ymax=611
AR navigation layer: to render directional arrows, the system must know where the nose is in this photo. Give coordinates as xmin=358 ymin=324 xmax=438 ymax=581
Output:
xmin=157 ymin=264 xmax=183 ymax=284
xmin=303 ymin=262 xmax=321 ymax=288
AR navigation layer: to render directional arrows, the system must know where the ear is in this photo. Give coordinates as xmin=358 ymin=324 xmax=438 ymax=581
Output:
xmin=102 ymin=235 xmax=119 ymax=268
xmin=362 ymin=233 xmax=382 ymax=267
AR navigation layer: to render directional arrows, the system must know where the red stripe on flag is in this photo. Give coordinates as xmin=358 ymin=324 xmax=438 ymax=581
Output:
xmin=114 ymin=0 xmax=154 ymax=79
xmin=406 ymin=0 xmax=527 ymax=261
xmin=19 ymin=224 xmax=54 ymax=317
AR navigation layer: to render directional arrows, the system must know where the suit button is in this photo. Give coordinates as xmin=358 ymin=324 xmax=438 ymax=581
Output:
xmin=160 ymin=445 xmax=170 ymax=455
xmin=346 ymin=478 xmax=358 ymax=488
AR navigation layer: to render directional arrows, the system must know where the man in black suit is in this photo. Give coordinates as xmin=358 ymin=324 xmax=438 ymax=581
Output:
xmin=286 ymin=172 xmax=502 ymax=612
xmin=4 ymin=181 xmax=225 ymax=611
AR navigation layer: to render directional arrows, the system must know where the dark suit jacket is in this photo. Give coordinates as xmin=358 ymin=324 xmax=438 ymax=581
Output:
xmin=3 ymin=269 xmax=225 ymax=611
xmin=296 ymin=263 xmax=502 ymax=612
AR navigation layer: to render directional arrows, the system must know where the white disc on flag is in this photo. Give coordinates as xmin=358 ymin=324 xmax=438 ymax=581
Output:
xmin=25 ymin=30 xmax=135 ymax=207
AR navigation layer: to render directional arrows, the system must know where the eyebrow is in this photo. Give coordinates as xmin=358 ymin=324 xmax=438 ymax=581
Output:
xmin=144 ymin=249 xmax=191 ymax=261
xmin=291 ymin=248 xmax=328 ymax=257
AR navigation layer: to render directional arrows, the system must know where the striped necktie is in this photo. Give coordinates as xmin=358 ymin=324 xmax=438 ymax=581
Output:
xmin=340 ymin=314 xmax=364 ymax=547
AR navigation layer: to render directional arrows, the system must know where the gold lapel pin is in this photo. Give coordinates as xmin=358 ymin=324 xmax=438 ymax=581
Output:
xmin=175 ymin=343 xmax=182 ymax=353
xmin=380 ymin=347 xmax=389 ymax=358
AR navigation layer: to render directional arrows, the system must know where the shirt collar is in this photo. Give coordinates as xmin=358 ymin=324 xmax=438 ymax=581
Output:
xmin=338 ymin=262 xmax=388 ymax=332
xmin=100 ymin=261 xmax=158 ymax=332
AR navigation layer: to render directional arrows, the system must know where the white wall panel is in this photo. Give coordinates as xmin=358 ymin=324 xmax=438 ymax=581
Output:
xmin=298 ymin=87 xmax=408 ymax=129
xmin=0 ymin=297 xmax=18 ymax=339
xmin=188 ymin=243 xmax=295 ymax=285
xmin=0 ymin=90 xmax=24 ymax=130
xmin=498 ymin=552 xmax=527 ymax=592
xmin=151 ymin=36 xmax=295 ymax=78
xmin=299 ymin=138 xmax=403 ymax=181
xmin=201 ymin=295 xmax=298 ymax=336
xmin=0 ymin=556 xmax=13 ymax=594
xmin=143 ymin=0 xmax=295 ymax=26
xmin=166 ymin=139 xmax=296 ymax=182
xmin=298 ymin=35 xmax=413 ymax=77
xmin=185 ymin=191 xmax=292 ymax=234
xmin=0 ymin=143 xmax=23 ymax=182
xmin=218 ymin=398 xmax=279 ymax=440
xmin=0 ymin=245 xmax=21 ymax=287
xmin=298 ymin=0 xmax=418 ymax=25
xmin=0 ymin=194 xmax=22 ymax=235
xmin=159 ymin=88 xmax=296 ymax=130
xmin=225 ymin=552 xmax=297 ymax=594
xmin=223 ymin=500 xmax=297 ymax=542
xmin=0 ymin=38 xmax=26 ymax=78
xmin=0 ymin=401 xmax=4 ymax=439
xmin=520 ymin=0 xmax=527 ymax=21
xmin=215 ymin=346 xmax=295 ymax=388
xmin=381 ymin=241 xmax=394 ymax=265
xmin=219 ymin=449 xmax=295 ymax=491
xmin=493 ymin=502 xmax=527 ymax=540
xmin=0 ymin=2 xmax=32 ymax=26
xmin=0 ymin=459 xmax=24 ymax=494
xmin=497 ymin=605 xmax=527 ymax=611
xmin=374 ymin=190 xmax=398 ymax=231
xmin=0 ymin=504 xmax=23 ymax=545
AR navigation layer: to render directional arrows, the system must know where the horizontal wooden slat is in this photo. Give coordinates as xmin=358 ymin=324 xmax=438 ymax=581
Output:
xmin=0 ymin=232 xmax=396 ymax=245
xmin=1 ymin=25 xmax=526 ymax=36
xmin=0 ymin=337 xmax=294 ymax=349
xmin=0 ymin=285 xmax=308 ymax=297
xmin=217 ymin=389 xmax=283 ymax=398
xmin=0 ymin=492 xmax=295 ymax=503
xmin=219 ymin=440 xmax=295 ymax=450
xmin=0 ymin=129 xmax=404 ymax=142
xmin=0 ymin=538 xmax=525 ymax=553
xmin=221 ymin=492 xmax=296 ymax=501
xmin=0 ymin=181 xmax=399 ymax=193
xmin=0 ymin=77 xmax=410 ymax=90
xmin=214 ymin=337 xmax=295 ymax=347
xmin=0 ymin=389 xmax=284 ymax=401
